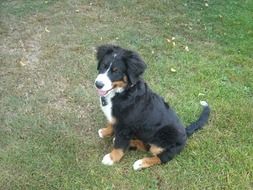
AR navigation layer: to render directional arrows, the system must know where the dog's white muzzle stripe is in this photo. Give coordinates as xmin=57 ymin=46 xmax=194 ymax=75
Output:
xmin=95 ymin=63 xmax=113 ymax=92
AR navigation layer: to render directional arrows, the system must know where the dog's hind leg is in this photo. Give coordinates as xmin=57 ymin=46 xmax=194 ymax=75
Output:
xmin=132 ymin=144 xmax=163 ymax=170
xmin=129 ymin=139 xmax=150 ymax=151
xmin=133 ymin=156 xmax=161 ymax=170
xmin=132 ymin=143 xmax=185 ymax=170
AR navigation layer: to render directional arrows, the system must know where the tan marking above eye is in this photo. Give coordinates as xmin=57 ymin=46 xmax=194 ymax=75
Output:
xmin=112 ymin=67 xmax=118 ymax=72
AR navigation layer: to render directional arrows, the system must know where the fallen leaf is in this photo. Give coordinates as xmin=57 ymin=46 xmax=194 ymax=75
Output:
xmin=19 ymin=60 xmax=27 ymax=66
xmin=198 ymin=93 xmax=205 ymax=96
xmin=172 ymin=42 xmax=176 ymax=46
xmin=170 ymin=68 xmax=176 ymax=72
xmin=166 ymin=38 xmax=171 ymax=43
xmin=185 ymin=46 xmax=189 ymax=51
xmin=172 ymin=37 xmax=175 ymax=40
xmin=75 ymin=9 xmax=80 ymax=13
xmin=205 ymin=3 xmax=209 ymax=7
xmin=45 ymin=27 xmax=50 ymax=33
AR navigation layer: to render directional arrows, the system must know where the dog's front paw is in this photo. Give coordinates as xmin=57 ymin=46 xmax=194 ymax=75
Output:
xmin=102 ymin=153 xmax=114 ymax=166
xmin=98 ymin=127 xmax=113 ymax=138
xmin=98 ymin=129 xmax=104 ymax=138
xmin=133 ymin=159 xmax=143 ymax=171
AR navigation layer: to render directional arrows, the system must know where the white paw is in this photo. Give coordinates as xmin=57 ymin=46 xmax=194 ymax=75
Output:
xmin=98 ymin=129 xmax=104 ymax=138
xmin=112 ymin=137 xmax=115 ymax=144
xmin=133 ymin=159 xmax=143 ymax=171
xmin=102 ymin=153 xmax=114 ymax=166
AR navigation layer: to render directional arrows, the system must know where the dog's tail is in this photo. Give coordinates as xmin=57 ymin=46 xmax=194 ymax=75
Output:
xmin=186 ymin=101 xmax=211 ymax=137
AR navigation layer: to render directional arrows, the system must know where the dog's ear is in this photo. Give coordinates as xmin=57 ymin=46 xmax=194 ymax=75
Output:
xmin=96 ymin=44 xmax=115 ymax=61
xmin=96 ymin=45 xmax=115 ymax=70
xmin=124 ymin=50 xmax=147 ymax=85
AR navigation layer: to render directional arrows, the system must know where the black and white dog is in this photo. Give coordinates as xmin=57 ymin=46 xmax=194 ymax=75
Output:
xmin=94 ymin=45 xmax=210 ymax=170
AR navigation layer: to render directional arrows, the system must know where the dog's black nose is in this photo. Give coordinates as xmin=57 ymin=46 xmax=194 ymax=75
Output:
xmin=95 ymin=81 xmax=104 ymax=89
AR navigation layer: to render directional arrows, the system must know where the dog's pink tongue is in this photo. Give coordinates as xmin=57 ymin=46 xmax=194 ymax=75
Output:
xmin=97 ymin=89 xmax=107 ymax=97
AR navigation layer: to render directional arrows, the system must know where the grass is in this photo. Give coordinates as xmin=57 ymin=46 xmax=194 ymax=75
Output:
xmin=0 ymin=0 xmax=252 ymax=189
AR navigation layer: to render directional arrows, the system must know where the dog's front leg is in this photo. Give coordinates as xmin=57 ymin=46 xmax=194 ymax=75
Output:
xmin=102 ymin=130 xmax=131 ymax=166
xmin=98 ymin=122 xmax=114 ymax=138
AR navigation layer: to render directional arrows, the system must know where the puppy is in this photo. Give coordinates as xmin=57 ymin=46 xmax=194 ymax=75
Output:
xmin=94 ymin=45 xmax=210 ymax=170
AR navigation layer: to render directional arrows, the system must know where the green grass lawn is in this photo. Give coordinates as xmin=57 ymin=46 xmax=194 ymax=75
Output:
xmin=1 ymin=0 xmax=252 ymax=189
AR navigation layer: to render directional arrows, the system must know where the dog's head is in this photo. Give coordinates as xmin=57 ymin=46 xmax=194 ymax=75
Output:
xmin=94 ymin=45 xmax=147 ymax=97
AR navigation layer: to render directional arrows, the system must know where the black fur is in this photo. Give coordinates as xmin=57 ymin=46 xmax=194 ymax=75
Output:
xmin=123 ymin=50 xmax=147 ymax=85
xmin=96 ymin=45 xmax=116 ymax=70
xmin=96 ymin=45 xmax=211 ymax=164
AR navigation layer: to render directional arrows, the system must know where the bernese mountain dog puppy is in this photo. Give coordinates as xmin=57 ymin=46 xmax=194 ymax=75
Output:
xmin=94 ymin=44 xmax=210 ymax=170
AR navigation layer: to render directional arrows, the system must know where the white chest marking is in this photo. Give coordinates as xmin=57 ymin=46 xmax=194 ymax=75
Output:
xmin=100 ymin=91 xmax=115 ymax=123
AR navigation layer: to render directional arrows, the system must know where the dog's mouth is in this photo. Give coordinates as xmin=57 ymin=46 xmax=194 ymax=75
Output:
xmin=96 ymin=81 xmax=126 ymax=97
xmin=96 ymin=88 xmax=114 ymax=97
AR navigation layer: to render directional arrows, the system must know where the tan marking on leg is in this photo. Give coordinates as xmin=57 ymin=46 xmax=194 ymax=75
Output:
xmin=130 ymin=140 xmax=148 ymax=151
xmin=133 ymin=156 xmax=161 ymax=170
xmin=110 ymin=148 xmax=124 ymax=162
xmin=100 ymin=123 xmax=114 ymax=137
xmin=138 ymin=156 xmax=162 ymax=169
xmin=150 ymin=144 xmax=164 ymax=156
